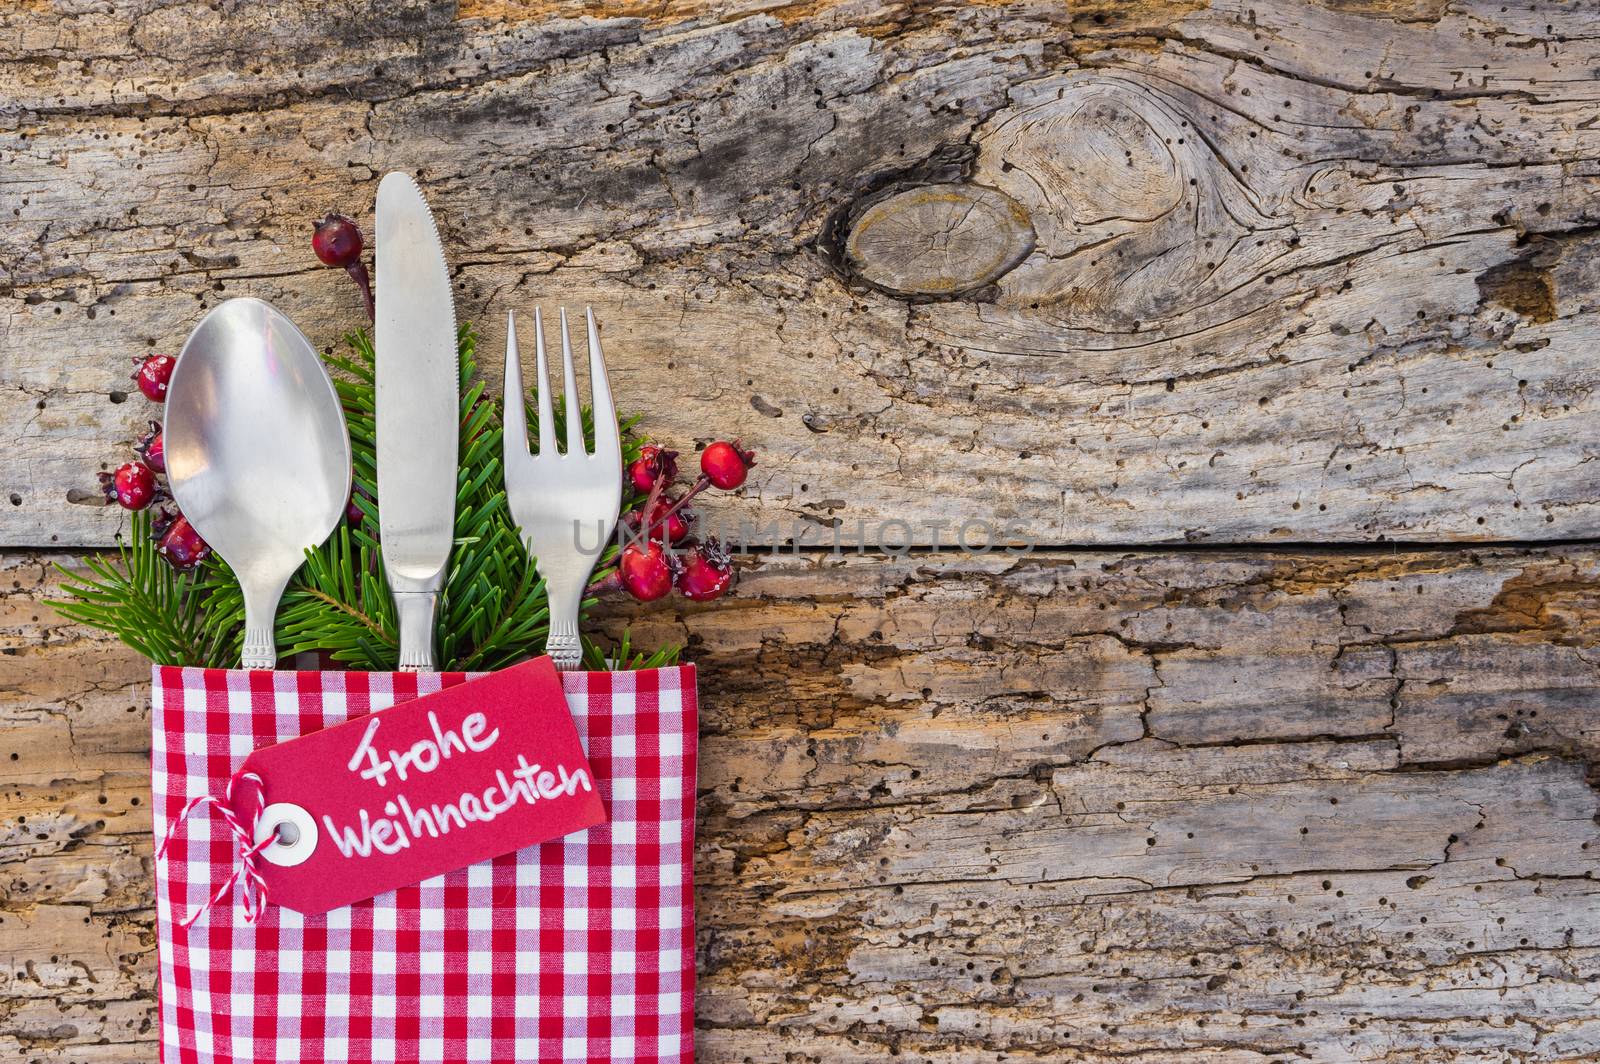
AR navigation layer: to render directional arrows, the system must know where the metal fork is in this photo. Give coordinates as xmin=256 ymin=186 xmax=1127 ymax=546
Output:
xmin=502 ymin=307 xmax=622 ymax=670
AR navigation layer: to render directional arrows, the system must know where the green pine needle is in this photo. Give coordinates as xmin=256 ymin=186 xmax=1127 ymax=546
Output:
xmin=58 ymin=324 xmax=680 ymax=672
xmin=582 ymin=628 xmax=682 ymax=671
xmin=54 ymin=509 xmax=240 ymax=668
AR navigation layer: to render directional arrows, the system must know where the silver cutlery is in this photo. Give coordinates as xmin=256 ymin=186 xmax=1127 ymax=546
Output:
xmin=374 ymin=171 xmax=459 ymax=672
xmin=502 ymin=307 xmax=622 ymax=671
xmin=164 ymin=298 xmax=352 ymax=670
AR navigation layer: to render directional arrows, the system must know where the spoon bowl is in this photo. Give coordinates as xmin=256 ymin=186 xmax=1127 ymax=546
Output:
xmin=164 ymin=297 xmax=352 ymax=669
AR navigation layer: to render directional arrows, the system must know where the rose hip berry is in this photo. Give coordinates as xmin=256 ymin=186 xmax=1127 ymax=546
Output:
xmin=157 ymin=514 xmax=211 ymax=570
xmin=628 ymin=445 xmax=679 ymax=494
xmin=312 ymin=214 xmax=363 ymax=268
xmin=311 ymin=213 xmax=375 ymax=321
xmin=676 ymin=538 xmax=734 ymax=601
xmin=133 ymin=355 xmax=176 ymax=402
xmin=136 ymin=421 xmax=165 ymax=473
xmin=601 ymin=433 xmax=755 ymax=602
xmin=699 ymin=440 xmax=755 ymax=490
xmin=619 ymin=540 xmax=674 ymax=602
xmin=628 ymin=496 xmax=692 ymax=544
xmin=100 ymin=461 xmax=158 ymax=510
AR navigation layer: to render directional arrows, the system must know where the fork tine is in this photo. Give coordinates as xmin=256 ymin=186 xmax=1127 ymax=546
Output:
xmin=585 ymin=307 xmax=619 ymax=468
xmin=559 ymin=307 xmax=585 ymax=456
xmin=533 ymin=307 xmax=556 ymax=456
xmin=502 ymin=310 xmax=529 ymax=464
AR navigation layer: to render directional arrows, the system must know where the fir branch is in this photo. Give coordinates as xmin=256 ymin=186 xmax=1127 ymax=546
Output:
xmin=276 ymin=522 xmax=396 ymax=669
xmin=582 ymin=629 xmax=683 ymax=671
xmin=53 ymin=509 xmax=239 ymax=668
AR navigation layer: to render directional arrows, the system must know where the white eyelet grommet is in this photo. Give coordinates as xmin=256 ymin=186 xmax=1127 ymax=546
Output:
xmin=255 ymin=803 xmax=318 ymax=868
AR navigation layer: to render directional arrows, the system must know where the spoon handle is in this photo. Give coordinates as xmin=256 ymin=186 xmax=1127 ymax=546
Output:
xmin=242 ymin=629 xmax=276 ymax=670
xmin=241 ymin=583 xmax=281 ymax=671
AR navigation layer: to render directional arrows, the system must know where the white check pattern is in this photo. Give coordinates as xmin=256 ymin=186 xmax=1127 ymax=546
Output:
xmin=151 ymin=665 xmax=697 ymax=1064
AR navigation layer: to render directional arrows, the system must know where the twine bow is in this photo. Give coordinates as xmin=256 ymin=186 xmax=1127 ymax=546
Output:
xmin=155 ymin=771 xmax=272 ymax=928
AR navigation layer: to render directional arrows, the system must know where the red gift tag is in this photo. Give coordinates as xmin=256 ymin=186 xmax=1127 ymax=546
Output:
xmin=238 ymin=657 xmax=606 ymax=915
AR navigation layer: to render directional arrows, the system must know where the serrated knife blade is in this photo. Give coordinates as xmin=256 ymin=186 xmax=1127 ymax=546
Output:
xmin=375 ymin=171 xmax=458 ymax=671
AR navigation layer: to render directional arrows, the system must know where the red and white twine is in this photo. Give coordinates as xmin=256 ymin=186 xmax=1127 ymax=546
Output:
xmin=155 ymin=771 xmax=272 ymax=928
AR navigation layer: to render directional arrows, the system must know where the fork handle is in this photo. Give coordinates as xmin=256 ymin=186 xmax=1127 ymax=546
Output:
xmin=545 ymin=594 xmax=583 ymax=671
xmin=395 ymin=591 xmax=438 ymax=672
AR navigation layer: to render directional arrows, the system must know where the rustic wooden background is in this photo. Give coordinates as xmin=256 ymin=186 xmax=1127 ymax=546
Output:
xmin=6 ymin=0 xmax=1600 ymax=1060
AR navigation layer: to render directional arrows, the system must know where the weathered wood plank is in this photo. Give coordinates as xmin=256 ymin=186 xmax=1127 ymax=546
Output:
xmin=8 ymin=544 xmax=1600 ymax=1060
xmin=5 ymin=0 xmax=1600 ymax=547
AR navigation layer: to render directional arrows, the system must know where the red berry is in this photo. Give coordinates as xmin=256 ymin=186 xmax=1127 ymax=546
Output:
xmin=100 ymin=461 xmax=158 ymax=510
xmin=700 ymin=440 xmax=755 ymax=490
xmin=133 ymin=355 xmax=175 ymax=402
xmin=655 ymin=499 xmax=692 ymax=543
xmin=150 ymin=506 xmax=177 ymax=540
xmin=628 ymin=496 xmax=692 ymax=544
xmin=312 ymin=213 xmax=375 ymax=320
xmin=157 ymin=514 xmax=211 ymax=570
xmin=312 ymin=213 xmax=364 ymax=269
xmin=346 ymin=495 xmax=366 ymax=525
xmin=136 ymin=421 xmax=165 ymax=473
xmin=618 ymin=540 xmax=674 ymax=602
xmin=676 ymin=538 xmax=734 ymax=601
xmin=628 ymin=445 xmax=679 ymax=494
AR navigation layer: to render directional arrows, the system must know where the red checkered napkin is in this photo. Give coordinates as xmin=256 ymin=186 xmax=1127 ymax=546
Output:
xmin=151 ymin=665 xmax=697 ymax=1064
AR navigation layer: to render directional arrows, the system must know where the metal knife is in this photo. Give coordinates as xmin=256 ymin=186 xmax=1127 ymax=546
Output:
xmin=375 ymin=171 xmax=458 ymax=671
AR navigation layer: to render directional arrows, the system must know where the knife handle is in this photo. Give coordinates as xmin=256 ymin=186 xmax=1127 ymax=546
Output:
xmin=394 ymin=591 xmax=438 ymax=672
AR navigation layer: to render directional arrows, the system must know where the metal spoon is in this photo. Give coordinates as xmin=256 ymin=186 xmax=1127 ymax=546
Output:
xmin=164 ymin=298 xmax=352 ymax=670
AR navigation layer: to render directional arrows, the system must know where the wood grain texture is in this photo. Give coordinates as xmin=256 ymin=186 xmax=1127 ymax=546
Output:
xmin=10 ymin=546 xmax=1600 ymax=1061
xmin=4 ymin=0 xmax=1600 ymax=546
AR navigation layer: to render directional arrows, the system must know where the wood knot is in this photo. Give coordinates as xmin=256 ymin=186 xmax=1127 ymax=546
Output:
xmin=840 ymin=183 xmax=1036 ymax=299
